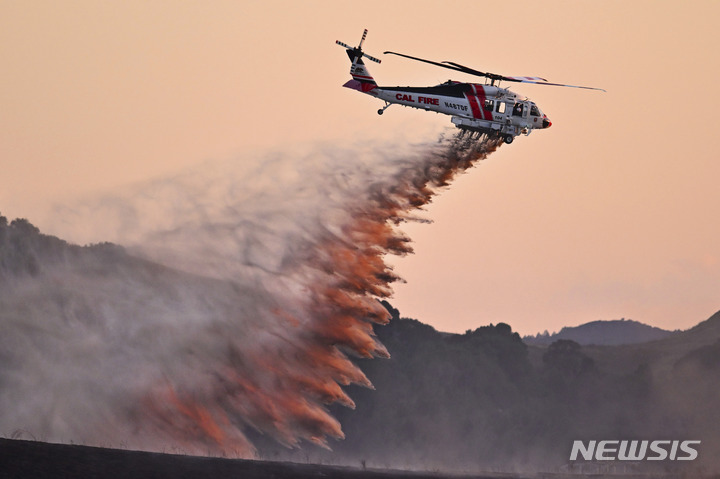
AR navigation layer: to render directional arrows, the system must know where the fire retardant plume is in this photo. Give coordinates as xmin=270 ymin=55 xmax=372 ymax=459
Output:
xmin=0 ymin=133 xmax=500 ymax=456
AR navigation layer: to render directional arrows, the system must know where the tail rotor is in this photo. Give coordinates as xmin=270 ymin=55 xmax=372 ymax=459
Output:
xmin=336 ymin=29 xmax=381 ymax=64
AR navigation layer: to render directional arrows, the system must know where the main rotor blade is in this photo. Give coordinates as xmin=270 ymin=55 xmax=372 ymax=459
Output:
xmin=445 ymin=60 xmax=604 ymax=90
xmin=513 ymin=79 xmax=606 ymax=91
xmin=384 ymin=51 xmax=468 ymax=74
xmin=385 ymin=52 xmax=605 ymax=91
xmin=441 ymin=61 xmax=504 ymax=81
xmin=384 ymin=53 xmax=511 ymax=84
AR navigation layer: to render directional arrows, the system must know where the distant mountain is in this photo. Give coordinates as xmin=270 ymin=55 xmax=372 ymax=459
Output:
xmin=523 ymin=319 xmax=677 ymax=346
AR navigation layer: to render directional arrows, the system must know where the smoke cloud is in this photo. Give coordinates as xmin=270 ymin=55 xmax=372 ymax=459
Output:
xmin=1 ymin=133 xmax=499 ymax=456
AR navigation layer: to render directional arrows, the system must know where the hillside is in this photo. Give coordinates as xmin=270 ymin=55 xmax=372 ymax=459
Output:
xmin=0 ymin=438 xmax=521 ymax=479
xmin=523 ymin=319 xmax=676 ymax=346
xmin=260 ymin=303 xmax=720 ymax=475
xmin=0 ymin=214 xmax=298 ymax=454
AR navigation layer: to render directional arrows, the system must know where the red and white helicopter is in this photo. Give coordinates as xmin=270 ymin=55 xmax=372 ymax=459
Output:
xmin=336 ymin=30 xmax=604 ymax=144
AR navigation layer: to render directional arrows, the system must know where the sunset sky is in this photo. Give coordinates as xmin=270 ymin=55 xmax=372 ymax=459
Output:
xmin=2 ymin=1 xmax=718 ymax=335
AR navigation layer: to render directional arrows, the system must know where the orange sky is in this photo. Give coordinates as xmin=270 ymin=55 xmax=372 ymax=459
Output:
xmin=2 ymin=1 xmax=719 ymax=335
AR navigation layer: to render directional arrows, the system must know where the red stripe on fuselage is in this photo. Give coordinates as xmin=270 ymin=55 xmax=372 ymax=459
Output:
xmin=471 ymin=84 xmax=492 ymax=121
xmin=465 ymin=89 xmax=482 ymax=120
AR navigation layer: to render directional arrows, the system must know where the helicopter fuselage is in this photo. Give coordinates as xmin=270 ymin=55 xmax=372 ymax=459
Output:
xmin=350 ymin=80 xmax=551 ymax=142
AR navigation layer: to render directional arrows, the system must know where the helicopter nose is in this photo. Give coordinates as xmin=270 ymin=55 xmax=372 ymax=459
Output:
xmin=542 ymin=117 xmax=552 ymax=128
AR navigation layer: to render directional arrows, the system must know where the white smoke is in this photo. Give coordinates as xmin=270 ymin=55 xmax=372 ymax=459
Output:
xmin=0 ymin=134 xmax=498 ymax=455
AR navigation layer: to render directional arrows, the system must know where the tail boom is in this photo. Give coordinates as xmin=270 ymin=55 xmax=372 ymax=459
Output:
xmin=337 ymin=29 xmax=380 ymax=93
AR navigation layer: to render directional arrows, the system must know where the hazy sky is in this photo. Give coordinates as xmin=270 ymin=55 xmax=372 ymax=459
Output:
xmin=2 ymin=1 xmax=718 ymax=335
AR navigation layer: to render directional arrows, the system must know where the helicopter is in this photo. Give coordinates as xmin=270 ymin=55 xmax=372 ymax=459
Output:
xmin=336 ymin=30 xmax=604 ymax=144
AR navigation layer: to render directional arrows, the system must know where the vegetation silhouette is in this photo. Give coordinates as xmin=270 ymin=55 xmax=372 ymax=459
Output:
xmin=2 ymin=214 xmax=718 ymax=475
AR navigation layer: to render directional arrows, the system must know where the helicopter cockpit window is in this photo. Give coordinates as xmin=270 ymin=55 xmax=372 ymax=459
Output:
xmin=496 ymin=102 xmax=506 ymax=114
xmin=512 ymin=103 xmax=524 ymax=116
xmin=484 ymin=99 xmax=494 ymax=112
xmin=530 ymin=105 xmax=540 ymax=116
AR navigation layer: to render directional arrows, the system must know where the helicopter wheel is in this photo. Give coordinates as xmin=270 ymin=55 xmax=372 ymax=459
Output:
xmin=377 ymin=109 xmax=384 ymax=115
xmin=503 ymin=134 xmax=514 ymax=144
